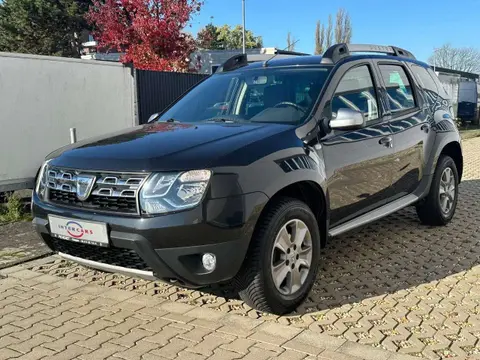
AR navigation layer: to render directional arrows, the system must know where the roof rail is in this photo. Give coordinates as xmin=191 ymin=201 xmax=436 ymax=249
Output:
xmin=321 ymin=43 xmax=416 ymax=64
xmin=216 ymin=50 xmax=308 ymax=73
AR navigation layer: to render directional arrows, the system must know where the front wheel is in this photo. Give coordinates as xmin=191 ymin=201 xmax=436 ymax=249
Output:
xmin=234 ymin=197 xmax=320 ymax=315
xmin=416 ymin=155 xmax=459 ymax=225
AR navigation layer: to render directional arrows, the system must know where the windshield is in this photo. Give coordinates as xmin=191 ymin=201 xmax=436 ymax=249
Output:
xmin=158 ymin=67 xmax=331 ymax=125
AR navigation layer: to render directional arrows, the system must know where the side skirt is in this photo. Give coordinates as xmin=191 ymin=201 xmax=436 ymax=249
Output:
xmin=328 ymin=194 xmax=419 ymax=237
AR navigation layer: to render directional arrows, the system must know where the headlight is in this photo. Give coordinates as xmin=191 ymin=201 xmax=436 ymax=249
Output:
xmin=140 ymin=170 xmax=211 ymax=215
xmin=35 ymin=160 xmax=51 ymax=200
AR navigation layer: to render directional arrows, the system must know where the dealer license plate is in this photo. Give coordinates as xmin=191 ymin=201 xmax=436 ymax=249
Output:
xmin=48 ymin=215 xmax=109 ymax=247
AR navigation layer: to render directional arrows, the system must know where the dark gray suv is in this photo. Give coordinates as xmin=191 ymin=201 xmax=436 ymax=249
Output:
xmin=32 ymin=44 xmax=462 ymax=314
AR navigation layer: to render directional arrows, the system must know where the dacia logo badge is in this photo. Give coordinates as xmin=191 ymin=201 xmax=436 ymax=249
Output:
xmin=76 ymin=175 xmax=96 ymax=201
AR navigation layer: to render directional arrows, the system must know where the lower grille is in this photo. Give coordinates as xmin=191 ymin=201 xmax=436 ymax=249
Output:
xmin=49 ymin=237 xmax=151 ymax=271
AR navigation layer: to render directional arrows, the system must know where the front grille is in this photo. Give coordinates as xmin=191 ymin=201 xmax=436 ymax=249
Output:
xmin=50 ymin=237 xmax=152 ymax=271
xmin=46 ymin=168 xmax=148 ymax=214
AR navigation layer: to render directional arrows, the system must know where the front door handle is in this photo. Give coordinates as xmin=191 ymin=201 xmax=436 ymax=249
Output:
xmin=379 ymin=136 xmax=393 ymax=148
xmin=421 ymin=124 xmax=430 ymax=133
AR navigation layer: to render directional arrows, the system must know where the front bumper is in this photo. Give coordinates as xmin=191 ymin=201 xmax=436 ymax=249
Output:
xmin=32 ymin=191 xmax=268 ymax=287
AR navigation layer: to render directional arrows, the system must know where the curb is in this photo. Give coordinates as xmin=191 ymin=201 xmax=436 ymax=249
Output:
xmin=0 ymin=250 xmax=53 ymax=270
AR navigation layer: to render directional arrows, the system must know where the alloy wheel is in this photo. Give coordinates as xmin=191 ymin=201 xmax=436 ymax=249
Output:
xmin=439 ymin=167 xmax=456 ymax=215
xmin=270 ymin=219 xmax=313 ymax=296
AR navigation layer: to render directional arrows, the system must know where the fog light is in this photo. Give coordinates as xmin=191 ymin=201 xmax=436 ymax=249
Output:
xmin=202 ymin=253 xmax=216 ymax=272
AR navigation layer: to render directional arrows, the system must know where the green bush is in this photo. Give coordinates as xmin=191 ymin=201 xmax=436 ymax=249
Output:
xmin=0 ymin=193 xmax=30 ymax=225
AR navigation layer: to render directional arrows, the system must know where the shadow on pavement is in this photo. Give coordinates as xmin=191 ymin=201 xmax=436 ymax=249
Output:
xmin=202 ymin=179 xmax=480 ymax=316
xmin=0 ymin=221 xmax=52 ymax=269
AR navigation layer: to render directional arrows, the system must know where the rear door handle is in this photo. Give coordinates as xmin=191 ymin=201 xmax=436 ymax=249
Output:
xmin=421 ymin=124 xmax=430 ymax=133
xmin=379 ymin=136 xmax=393 ymax=148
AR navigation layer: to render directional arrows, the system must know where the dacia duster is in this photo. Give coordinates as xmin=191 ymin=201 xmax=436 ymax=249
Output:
xmin=33 ymin=44 xmax=463 ymax=314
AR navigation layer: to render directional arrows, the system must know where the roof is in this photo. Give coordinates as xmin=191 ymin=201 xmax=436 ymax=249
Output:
xmin=432 ymin=66 xmax=479 ymax=80
xmin=216 ymin=44 xmax=430 ymax=73
xmin=237 ymin=53 xmax=429 ymax=71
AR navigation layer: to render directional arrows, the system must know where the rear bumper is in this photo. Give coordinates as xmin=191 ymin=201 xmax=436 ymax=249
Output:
xmin=32 ymin=191 xmax=268 ymax=287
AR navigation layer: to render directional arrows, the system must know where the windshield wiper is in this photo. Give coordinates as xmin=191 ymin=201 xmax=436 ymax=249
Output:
xmin=159 ymin=118 xmax=181 ymax=123
xmin=204 ymin=116 xmax=240 ymax=123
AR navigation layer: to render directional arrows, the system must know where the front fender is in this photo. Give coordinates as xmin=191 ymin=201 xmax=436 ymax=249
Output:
xmin=232 ymin=147 xmax=328 ymax=199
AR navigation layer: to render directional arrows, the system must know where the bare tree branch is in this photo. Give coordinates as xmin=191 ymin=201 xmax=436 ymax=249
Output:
xmin=335 ymin=8 xmax=344 ymax=44
xmin=315 ymin=21 xmax=323 ymax=55
xmin=286 ymin=31 xmax=295 ymax=51
xmin=343 ymin=11 xmax=352 ymax=43
xmin=315 ymin=8 xmax=352 ymax=54
xmin=429 ymin=44 xmax=480 ymax=74
xmin=320 ymin=24 xmax=325 ymax=53
xmin=326 ymin=14 xmax=333 ymax=48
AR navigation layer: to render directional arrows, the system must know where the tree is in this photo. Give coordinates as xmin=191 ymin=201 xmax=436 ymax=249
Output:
xmin=326 ymin=15 xmax=333 ymax=48
xmin=197 ymin=23 xmax=220 ymax=50
xmin=429 ymin=44 xmax=480 ymax=74
xmin=0 ymin=0 xmax=90 ymax=57
xmin=86 ymin=0 xmax=202 ymax=71
xmin=314 ymin=21 xmax=325 ymax=55
xmin=196 ymin=24 xmax=262 ymax=50
xmin=314 ymin=8 xmax=352 ymax=55
xmin=335 ymin=8 xmax=352 ymax=44
xmin=286 ymin=32 xmax=296 ymax=52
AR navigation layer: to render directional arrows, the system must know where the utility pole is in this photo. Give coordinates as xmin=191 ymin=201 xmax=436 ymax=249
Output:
xmin=242 ymin=0 xmax=246 ymax=54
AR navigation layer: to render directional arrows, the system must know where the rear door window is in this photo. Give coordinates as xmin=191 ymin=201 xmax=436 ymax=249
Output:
xmin=379 ymin=64 xmax=416 ymax=113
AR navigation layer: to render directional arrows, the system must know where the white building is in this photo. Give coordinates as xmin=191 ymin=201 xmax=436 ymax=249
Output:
xmin=190 ymin=47 xmax=308 ymax=74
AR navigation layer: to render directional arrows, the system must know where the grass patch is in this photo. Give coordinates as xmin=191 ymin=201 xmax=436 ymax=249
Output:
xmin=0 ymin=250 xmax=26 ymax=258
xmin=457 ymin=122 xmax=480 ymax=140
xmin=0 ymin=194 xmax=31 ymax=225
xmin=461 ymin=129 xmax=480 ymax=140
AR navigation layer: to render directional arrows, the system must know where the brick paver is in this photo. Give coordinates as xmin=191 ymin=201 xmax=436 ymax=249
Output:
xmin=0 ymin=221 xmax=51 ymax=268
xmin=3 ymin=136 xmax=480 ymax=360
xmin=0 ymin=268 xmax=414 ymax=360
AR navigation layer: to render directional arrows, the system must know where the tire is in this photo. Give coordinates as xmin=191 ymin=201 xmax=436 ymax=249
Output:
xmin=416 ymin=155 xmax=459 ymax=226
xmin=234 ymin=197 xmax=321 ymax=315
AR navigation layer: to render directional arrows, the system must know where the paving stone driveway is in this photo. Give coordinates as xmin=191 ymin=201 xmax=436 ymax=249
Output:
xmin=0 ymin=222 xmax=50 ymax=268
xmin=0 ymin=266 xmax=416 ymax=360
xmin=2 ymin=137 xmax=480 ymax=359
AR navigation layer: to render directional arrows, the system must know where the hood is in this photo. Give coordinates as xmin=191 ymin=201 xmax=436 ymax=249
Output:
xmin=48 ymin=122 xmax=296 ymax=171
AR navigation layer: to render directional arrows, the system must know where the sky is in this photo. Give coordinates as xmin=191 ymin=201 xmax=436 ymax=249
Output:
xmin=189 ymin=0 xmax=480 ymax=63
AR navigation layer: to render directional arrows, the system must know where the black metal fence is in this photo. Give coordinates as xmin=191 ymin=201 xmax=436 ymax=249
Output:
xmin=136 ymin=70 xmax=209 ymax=124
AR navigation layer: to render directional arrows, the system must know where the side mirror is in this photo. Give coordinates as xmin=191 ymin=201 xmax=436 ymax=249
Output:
xmin=147 ymin=113 xmax=160 ymax=123
xmin=329 ymin=108 xmax=366 ymax=131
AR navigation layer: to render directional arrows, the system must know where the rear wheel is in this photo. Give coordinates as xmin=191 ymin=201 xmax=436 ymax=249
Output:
xmin=416 ymin=155 xmax=458 ymax=225
xmin=234 ymin=197 xmax=320 ymax=315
